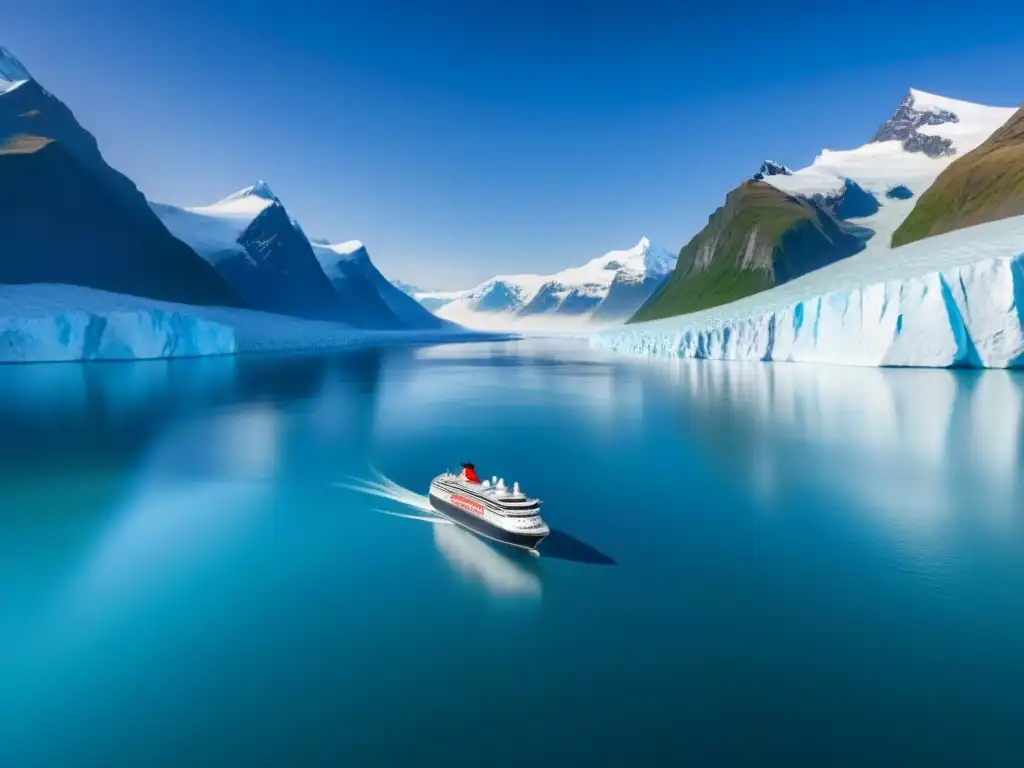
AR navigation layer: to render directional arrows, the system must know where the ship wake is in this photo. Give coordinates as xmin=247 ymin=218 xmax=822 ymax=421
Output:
xmin=336 ymin=468 xmax=450 ymax=524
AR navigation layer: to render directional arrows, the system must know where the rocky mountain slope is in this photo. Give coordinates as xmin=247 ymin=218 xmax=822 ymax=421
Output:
xmin=632 ymin=183 xmax=866 ymax=322
xmin=751 ymin=160 xmax=792 ymax=181
xmin=870 ymin=90 xmax=960 ymax=158
xmin=0 ymin=46 xmax=240 ymax=306
xmin=632 ymin=89 xmax=1017 ymax=323
xmin=155 ymin=184 xmax=450 ymax=330
xmin=892 ymin=104 xmax=1024 ymax=246
xmin=311 ymin=240 xmax=448 ymax=329
xmin=153 ymin=183 xmax=349 ymax=322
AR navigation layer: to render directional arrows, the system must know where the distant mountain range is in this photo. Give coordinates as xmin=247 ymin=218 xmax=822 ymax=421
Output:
xmin=404 ymin=238 xmax=677 ymax=328
xmin=633 ymin=89 xmax=1019 ymax=323
xmin=392 ymin=280 xmax=426 ymax=295
xmin=2 ymin=38 xmax=1021 ymax=344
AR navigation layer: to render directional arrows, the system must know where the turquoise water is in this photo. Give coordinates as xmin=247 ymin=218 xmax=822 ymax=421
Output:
xmin=2 ymin=340 xmax=1024 ymax=766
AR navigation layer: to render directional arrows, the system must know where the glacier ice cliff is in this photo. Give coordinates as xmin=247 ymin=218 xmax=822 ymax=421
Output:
xmin=0 ymin=284 xmax=509 ymax=364
xmin=0 ymin=285 xmax=236 ymax=363
xmin=593 ymin=215 xmax=1024 ymax=368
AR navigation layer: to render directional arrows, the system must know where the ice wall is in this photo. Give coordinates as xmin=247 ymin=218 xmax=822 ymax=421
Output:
xmin=0 ymin=284 xmax=508 ymax=364
xmin=594 ymin=216 xmax=1024 ymax=369
xmin=0 ymin=285 xmax=235 ymax=363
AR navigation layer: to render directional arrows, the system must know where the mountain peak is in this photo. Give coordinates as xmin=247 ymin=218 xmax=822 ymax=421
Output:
xmin=214 ymin=181 xmax=279 ymax=208
xmin=0 ymin=45 xmax=32 ymax=94
xmin=752 ymin=160 xmax=793 ymax=181
xmin=636 ymin=238 xmax=676 ymax=276
xmin=907 ymin=87 xmax=938 ymax=103
xmin=905 ymin=88 xmax=967 ymax=115
xmin=595 ymin=237 xmax=675 ymax=278
xmin=871 ymin=88 xmax=960 ymax=158
xmin=310 ymin=239 xmax=367 ymax=260
xmin=238 ymin=180 xmax=276 ymax=200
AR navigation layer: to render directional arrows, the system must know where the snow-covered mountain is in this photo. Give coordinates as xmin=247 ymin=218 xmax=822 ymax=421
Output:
xmin=392 ymin=280 xmax=426 ymax=295
xmin=893 ymin=102 xmax=1024 ymax=245
xmin=154 ymin=184 xmax=449 ymax=329
xmin=393 ymin=280 xmax=464 ymax=312
xmin=604 ymin=88 xmax=1024 ymax=368
xmin=635 ymin=88 xmax=1018 ymax=322
xmin=869 ymin=89 xmax=964 ymax=157
xmin=153 ymin=183 xmax=350 ymax=322
xmin=596 ymin=213 xmax=1024 ymax=368
xmin=0 ymin=45 xmax=240 ymax=307
xmin=751 ymin=160 xmax=792 ymax=181
xmin=310 ymin=239 xmax=448 ymax=330
xmin=0 ymin=46 xmax=30 ymax=95
xmin=412 ymin=288 xmax=470 ymax=313
xmin=756 ymin=88 xmax=1016 ymax=279
xmin=763 ymin=89 xmax=1016 ymax=212
xmin=433 ymin=238 xmax=676 ymax=329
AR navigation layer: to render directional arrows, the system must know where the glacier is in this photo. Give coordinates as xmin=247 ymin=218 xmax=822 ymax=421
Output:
xmin=0 ymin=284 xmax=508 ymax=364
xmin=0 ymin=285 xmax=236 ymax=363
xmin=592 ymin=214 xmax=1024 ymax=369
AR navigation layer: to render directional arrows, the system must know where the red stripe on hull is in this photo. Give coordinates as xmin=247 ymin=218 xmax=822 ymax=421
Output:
xmin=450 ymin=494 xmax=484 ymax=516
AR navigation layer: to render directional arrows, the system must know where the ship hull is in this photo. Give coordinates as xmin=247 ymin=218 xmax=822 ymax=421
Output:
xmin=428 ymin=492 xmax=548 ymax=551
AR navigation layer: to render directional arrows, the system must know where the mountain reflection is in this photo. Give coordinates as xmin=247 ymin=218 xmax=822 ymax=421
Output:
xmin=374 ymin=341 xmax=644 ymax=436
xmin=660 ymin=360 xmax=1024 ymax=533
xmin=0 ymin=356 xmax=238 ymax=468
xmin=67 ymin=402 xmax=279 ymax=614
xmin=304 ymin=349 xmax=384 ymax=443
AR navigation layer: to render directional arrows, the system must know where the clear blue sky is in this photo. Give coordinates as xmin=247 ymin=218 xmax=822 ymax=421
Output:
xmin=6 ymin=0 xmax=1024 ymax=289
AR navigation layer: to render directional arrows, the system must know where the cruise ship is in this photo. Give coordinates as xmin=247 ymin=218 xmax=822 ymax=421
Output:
xmin=428 ymin=463 xmax=550 ymax=553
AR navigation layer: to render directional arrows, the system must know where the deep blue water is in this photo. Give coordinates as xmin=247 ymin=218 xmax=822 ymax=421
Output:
xmin=2 ymin=340 xmax=1024 ymax=766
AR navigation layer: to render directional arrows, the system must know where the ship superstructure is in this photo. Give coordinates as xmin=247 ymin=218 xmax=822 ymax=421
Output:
xmin=428 ymin=463 xmax=549 ymax=552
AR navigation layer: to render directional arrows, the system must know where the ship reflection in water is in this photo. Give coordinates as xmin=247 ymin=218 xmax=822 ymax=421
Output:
xmin=432 ymin=522 xmax=542 ymax=597
xmin=431 ymin=523 xmax=615 ymax=598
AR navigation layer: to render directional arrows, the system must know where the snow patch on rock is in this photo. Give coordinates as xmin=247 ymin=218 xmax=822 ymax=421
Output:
xmin=0 ymin=46 xmax=31 ymax=95
xmin=758 ymin=92 xmax=1017 ymax=279
xmin=152 ymin=184 xmax=278 ymax=265
xmin=314 ymin=239 xmax=365 ymax=258
xmin=752 ymin=160 xmax=793 ymax=181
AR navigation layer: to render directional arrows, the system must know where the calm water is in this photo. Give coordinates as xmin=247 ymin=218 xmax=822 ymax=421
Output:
xmin=2 ymin=340 xmax=1024 ymax=766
